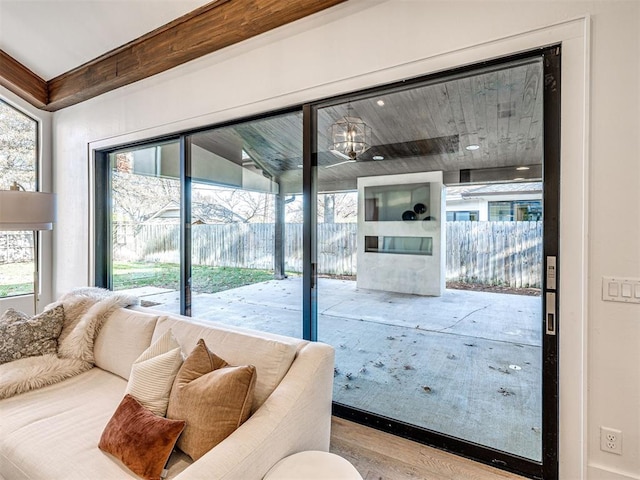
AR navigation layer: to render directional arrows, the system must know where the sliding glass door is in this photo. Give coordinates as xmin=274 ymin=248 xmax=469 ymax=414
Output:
xmin=312 ymin=50 xmax=559 ymax=479
xmin=96 ymin=47 xmax=559 ymax=480
xmin=185 ymin=111 xmax=303 ymax=336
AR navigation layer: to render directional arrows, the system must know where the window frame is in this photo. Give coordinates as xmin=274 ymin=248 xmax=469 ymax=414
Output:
xmin=0 ymin=98 xmax=41 ymax=299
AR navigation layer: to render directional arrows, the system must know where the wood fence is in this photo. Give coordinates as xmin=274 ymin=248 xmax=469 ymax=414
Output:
xmin=446 ymin=221 xmax=542 ymax=288
xmin=115 ymin=223 xmax=357 ymax=276
xmin=4 ymin=221 xmax=543 ymax=288
xmin=0 ymin=232 xmax=34 ymax=264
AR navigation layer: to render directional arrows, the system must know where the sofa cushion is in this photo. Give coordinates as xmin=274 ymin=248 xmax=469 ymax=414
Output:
xmin=0 ymin=306 xmax=64 ymax=364
xmin=99 ymin=394 xmax=185 ymax=480
xmin=0 ymin=368 xmax=192 ymax=480
xmin=153 ymin=316 xmax=299 ymax=411
xmin=167 ymin=339 xmax=256 ymax=460
xmin=125 ymin=329 xmax=183 ymax=416
xmin=94 ymin=308 xmax=160 ymax=380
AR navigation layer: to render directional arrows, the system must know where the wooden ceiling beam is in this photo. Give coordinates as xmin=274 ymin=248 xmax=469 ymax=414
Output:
xmin=43 ymin=0 xmax=347 ymax=111
xmin=0 ymin=50 xmax=48 ymax=108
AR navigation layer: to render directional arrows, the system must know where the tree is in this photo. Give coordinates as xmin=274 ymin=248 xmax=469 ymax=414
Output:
xmin=112 ymin=153 xmax=181 ymax=225
xmin=317 ymin=192 xmax=357 ymax=224
xmin=0 ymin=100 xmax=37 ymax=190
xmin=193 ymin=187 xmax=275 ymax=224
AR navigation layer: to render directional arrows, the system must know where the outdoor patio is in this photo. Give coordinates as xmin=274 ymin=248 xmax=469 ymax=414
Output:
xmin=123 ymin=277 xmax=542 ymax=460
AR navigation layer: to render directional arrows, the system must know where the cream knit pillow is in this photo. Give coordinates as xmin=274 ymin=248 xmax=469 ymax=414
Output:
xmin=125 ymin=329 xmax=183 ymax=416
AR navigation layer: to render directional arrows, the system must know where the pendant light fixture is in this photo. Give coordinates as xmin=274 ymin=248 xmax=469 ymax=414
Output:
xmin=328 ymin=104 xmax=372 ymax=160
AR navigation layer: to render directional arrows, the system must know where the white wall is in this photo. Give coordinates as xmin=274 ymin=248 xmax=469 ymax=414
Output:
xmin=4 ymin=1 xmax=638 ymax=478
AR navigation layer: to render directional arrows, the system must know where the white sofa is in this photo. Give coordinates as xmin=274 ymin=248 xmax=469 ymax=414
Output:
xmin=0 ymin=305 xmax=335 ymax=480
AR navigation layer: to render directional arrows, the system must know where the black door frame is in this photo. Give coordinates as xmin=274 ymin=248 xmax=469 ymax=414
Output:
xmin=304 ymin=46 xmax=560 ymax=480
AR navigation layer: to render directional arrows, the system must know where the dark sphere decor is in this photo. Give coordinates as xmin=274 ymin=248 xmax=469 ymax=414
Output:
xmin=402 ymin=210 xmax=417 ymax=221
xmin=413 ymin=203 xmax=427 ymax=214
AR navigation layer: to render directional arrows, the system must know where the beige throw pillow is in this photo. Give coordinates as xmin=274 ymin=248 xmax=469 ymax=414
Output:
xmin=125 ymin=329 xmax=183 ymax=417
xmin=167 ymin=339 xmax=256 ymax=460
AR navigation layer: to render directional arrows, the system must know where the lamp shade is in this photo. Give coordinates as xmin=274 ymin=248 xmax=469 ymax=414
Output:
xmin=0 ymin=190 xmax=57 ymax=230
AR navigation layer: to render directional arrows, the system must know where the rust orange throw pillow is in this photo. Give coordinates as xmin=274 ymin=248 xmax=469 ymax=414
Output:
xmin=99 ymin=394 xmax=185 ymax=480
xmin=167 ymin=339 xmax=256 ymax=460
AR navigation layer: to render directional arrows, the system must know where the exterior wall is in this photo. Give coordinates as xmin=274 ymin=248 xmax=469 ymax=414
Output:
xmin=1 ymin=1 xmax=638 ymax=479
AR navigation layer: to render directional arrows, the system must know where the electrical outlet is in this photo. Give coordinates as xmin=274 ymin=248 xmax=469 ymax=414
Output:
xmin=600 ymin=427 xmax=622 ymax=455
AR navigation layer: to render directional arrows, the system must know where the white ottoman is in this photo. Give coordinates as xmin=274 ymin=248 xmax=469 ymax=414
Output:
xmin=264 ymin=451 xmax=363 ymax=480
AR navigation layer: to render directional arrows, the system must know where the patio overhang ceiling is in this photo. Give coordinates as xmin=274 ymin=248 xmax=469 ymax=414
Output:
xmin=190 ymin=58 xmax=544 ymax=194
xmin=0 ymin=0 xmax=347 ymax=111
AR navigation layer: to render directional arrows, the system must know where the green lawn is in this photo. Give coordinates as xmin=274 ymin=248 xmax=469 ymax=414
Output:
xmin=114 ymin=262 xmax=275 ymax=294
xmin=0 ymin=262 xmax=33 ymax=297
xmin=0 ymin=261 xmax=277 ymax=298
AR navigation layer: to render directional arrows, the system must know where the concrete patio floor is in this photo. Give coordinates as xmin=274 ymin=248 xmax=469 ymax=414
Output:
xmin=125 ymin=277 xmax=542 ymax=460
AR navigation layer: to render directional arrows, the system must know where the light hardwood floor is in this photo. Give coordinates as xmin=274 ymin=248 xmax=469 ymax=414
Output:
xmin=330 ymin=417 xmax=527 ymax=480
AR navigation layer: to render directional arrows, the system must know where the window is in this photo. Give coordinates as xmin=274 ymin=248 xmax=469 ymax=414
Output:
xmin=0 ymin=100 xmax=38 ymax=298
xmin=446 ymin=211 xmax=479 ymax=221
xmin=489 ymin=200 xmax=541 ymax=221
xmin=97 ymin=110 xmax=304 ymax=335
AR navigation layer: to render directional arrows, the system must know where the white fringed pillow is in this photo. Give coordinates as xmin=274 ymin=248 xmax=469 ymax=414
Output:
xmin=125 ymin=329 xmax=183 ymax=417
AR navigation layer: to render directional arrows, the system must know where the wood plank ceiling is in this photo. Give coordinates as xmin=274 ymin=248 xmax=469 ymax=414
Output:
xmin=189 ymin=59 xmax=543 ymax=193
xmin=0 ymin=0 xmax=347 ymax=111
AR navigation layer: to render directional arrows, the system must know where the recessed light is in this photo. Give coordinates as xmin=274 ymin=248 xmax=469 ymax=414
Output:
xmin=465 ymin=144 xmax=480 ymax=151
xmin=372 ymin=155 xmax=384 ymax=160
xmin=376 ymin=100 xmax=385 ymax=107
xmin=516 ymin=166 xmax=530 ymax=171
xmin=513 ymin=177 xmax=525 ymax=181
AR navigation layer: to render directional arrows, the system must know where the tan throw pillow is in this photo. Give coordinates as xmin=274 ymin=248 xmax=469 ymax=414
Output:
xmin=167 ymin=339 xmax=256 ymax=460
xmin=99 ymin=394 xmax=185 ymax=480
xmin=0 ymin=306 xmax=64 ymax=364
xmin=125 ymin=329 xmax=183 ymax=416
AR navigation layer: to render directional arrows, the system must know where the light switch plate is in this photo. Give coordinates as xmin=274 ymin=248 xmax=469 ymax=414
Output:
xmin=602 ymin=277 xmax=640 ymax=304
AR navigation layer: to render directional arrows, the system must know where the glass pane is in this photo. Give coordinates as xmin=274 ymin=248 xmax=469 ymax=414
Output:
xmin=109 ymin=142 xmax=181 ymax=312
xmin=316 ymin=58 xmax=544 ymax=461
xmin=187 ymin=111 xmax=304 ymax=336
xmin=0 ymin=100 xmax=37 ymax=298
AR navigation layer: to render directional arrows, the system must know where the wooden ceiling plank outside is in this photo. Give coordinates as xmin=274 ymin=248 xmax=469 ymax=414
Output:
xmin=2 ymin=0 xmax=346 ymax=111
xmin=0 ymin=50 xmax=48 ymax=108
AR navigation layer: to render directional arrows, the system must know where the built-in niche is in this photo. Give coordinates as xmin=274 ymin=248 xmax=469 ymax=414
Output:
xmin=364 ymin=183 xmax=436 ymax=222
xmin=364 ymin=236 xmax=433 ymax=255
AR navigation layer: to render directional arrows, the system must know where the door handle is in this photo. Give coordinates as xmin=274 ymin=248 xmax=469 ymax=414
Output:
xmin=546 ymin=292 xmax=556 ymax=335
